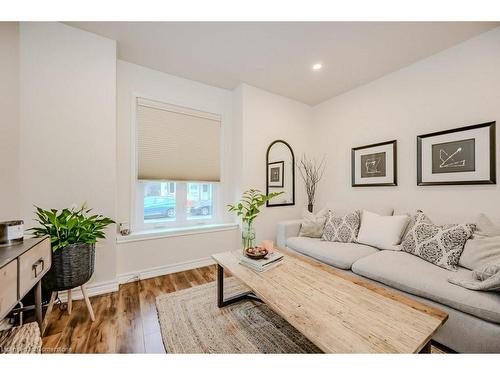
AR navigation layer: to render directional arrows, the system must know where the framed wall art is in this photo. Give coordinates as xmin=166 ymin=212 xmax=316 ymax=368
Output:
xmin=351 ymin=140 xmax=397 ymax=187
xmin=267 ymin=161 xmax=284 ymax=188
xmin=417 ymin=121 xmax=496 ymax=186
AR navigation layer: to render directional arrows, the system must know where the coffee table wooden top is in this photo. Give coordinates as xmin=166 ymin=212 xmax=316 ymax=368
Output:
xmin=212 ymin=248 xmax=448 ymax=353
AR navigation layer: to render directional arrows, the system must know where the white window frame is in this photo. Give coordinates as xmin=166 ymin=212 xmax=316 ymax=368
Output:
xmin=130 ymin=93 xmax=223 ymax=233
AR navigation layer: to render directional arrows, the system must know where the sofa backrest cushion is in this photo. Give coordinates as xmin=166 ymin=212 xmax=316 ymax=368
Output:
xmin=460 ymin=236 xmax=500 ymax=270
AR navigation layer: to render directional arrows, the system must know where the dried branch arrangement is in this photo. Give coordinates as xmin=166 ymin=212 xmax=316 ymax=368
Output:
xmin=297 ymin=154 xmax=326 ymax=212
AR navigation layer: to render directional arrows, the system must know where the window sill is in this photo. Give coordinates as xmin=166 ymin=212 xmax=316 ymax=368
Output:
xmin=116 ymin=223 xmax=239 ymax=244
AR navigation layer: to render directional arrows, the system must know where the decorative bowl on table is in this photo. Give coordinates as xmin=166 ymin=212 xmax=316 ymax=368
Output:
xmin=245 ymin=246 xmax=268 ymax=260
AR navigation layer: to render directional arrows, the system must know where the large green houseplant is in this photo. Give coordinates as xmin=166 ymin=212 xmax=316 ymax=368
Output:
xmin=228 ymin=189 xmax=283 ymax=251
xmin=31 ymin=204 xmax=114 ymax=291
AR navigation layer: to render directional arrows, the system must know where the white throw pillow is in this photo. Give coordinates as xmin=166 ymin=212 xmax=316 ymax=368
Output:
xmin=357 ymin=210 xmax=410 ymax=250
xmin=298 ymin=208 xmax=328 ymax=238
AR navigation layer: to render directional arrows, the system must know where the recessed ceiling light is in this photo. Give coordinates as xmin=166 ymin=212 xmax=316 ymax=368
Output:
xmin=312 ymin=63 xmax=323 ymax=71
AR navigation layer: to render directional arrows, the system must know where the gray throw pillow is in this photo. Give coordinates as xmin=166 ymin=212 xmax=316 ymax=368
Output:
xmin=321 ymin=210 xmax=360 ymax=243
xmin=474 ymin=213 xmax=500 ymax=237
xmin=459 ymin=214 xmax=500 ymax=270
xmin=449 ymin=264 xmax=500 ymax=291
xmin=401 ymin=211 xmax=475 ymax=271
xmin=298 ymin=208 xmax=328 ymax=238
xmin=459 ymin=235 xmax=500 ymax=270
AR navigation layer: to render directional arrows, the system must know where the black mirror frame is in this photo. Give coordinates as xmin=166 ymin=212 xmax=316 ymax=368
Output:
xmin=266 ymin=139 xmax=295 ymax=207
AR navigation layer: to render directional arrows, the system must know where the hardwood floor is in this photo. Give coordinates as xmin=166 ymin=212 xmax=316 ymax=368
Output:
xmin=41 ymin=265 xmax=448 ymax=354
xmin=42 ymin=265 xmax=219 ymax=353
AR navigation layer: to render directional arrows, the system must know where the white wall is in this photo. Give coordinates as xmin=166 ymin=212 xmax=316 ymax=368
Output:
xmin=313 ymin=27 xmax=500 ymax=223
xmin=14 ymin=22 xmax=498 ymax=291
xmin=0 ymin=23 xmax=20 ymax=221
xmin=234 ymin=84 xmax=312 ymax=242
xmin=116 ymin=60 xmax=239 ymax=276
xmin=19 ymin=22 xmax=118 ymax=284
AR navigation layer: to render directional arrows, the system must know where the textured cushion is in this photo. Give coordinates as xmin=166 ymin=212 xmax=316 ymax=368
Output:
xmin=286 ymin=236 xmax=377 ymax=270
xmin=352 ymin=251 xmax=500 ymax=323
xmin=298 ymin=208 xmax=328 ymax=238
xmin=321 ymin=210 xmax=360 ymax=243
xmin=357 ymin=210 xmax=410 ymax=250
xmin=474 ymin=264 xmax=500 ymax=281
xmin=401 ymin=211 xmax=475 ymax=271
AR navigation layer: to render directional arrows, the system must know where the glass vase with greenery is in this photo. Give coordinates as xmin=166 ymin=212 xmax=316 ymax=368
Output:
xmin=228 ymin=189 xmax=283 ymax=252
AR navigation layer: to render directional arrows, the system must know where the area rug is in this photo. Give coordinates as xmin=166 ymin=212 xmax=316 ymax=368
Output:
xmin=155 ymin=277 xmax=322 ymax=353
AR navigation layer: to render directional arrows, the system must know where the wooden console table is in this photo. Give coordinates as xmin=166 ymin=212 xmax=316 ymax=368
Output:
xmin=0 ymin=236 xmax=52 ymax=328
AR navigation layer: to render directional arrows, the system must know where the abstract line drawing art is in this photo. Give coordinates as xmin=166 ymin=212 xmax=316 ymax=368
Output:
xmin=439 ymin=148 xmax=465 ymax=169
xmin=431 ymin=138 xmax=475 ymax=174
xmin=361 ymin=152 xmax=386 ymax=178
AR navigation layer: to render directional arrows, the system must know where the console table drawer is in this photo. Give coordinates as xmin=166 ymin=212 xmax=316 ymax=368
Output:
xmin=18 ymin=238 xmax=51 ymax=296
xmin=0 ymin=260 xmax=18 ymax=319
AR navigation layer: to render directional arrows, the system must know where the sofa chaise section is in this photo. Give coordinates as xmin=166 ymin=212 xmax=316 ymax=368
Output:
xmin=351 ymin=250 xmax=500 ymax=324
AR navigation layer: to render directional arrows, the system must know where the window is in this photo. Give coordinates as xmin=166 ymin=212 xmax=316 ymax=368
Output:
xmin=137 ymin=181 xmax=216 ymax=229
xmin=133 ymin=97 xmax=221 ymax=231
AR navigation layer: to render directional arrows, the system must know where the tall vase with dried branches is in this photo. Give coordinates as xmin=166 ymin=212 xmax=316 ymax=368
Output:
xmin=297 ymin=155 xmax=326 ymax=213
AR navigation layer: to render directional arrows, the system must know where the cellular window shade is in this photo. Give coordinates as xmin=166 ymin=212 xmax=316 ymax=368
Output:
xmin=137 ymin=98 xmax=221 ymax=182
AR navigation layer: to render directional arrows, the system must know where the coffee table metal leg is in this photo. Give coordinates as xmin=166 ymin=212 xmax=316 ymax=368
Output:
xmin=216 ymin=264 xmax=262 ymax=308
xmin=419 ymin=341 xmax=432 ymax=354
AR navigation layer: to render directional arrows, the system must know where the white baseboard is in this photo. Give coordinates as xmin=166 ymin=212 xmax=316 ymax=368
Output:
xmin=117 ymin=257 xmax=215 ymax=285
xmin=57 ymin=257 xmax=215 ymax=301
xmin=58 ymin=279 xmax=119 ymax=302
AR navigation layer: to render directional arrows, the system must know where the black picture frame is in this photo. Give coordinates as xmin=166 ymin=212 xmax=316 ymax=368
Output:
xmin=417 ymin=121 xmax=496 ymax=186
xmin=351 ymin=140 xmax=397 ymax=187
xmin=267 ymin=161 xmax=284 ymax=188
xmin=266 ymin=140 xmax=295 ymax=207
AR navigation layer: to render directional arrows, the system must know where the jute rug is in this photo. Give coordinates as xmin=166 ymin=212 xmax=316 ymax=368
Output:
xmin=155 ymin=277 xmax=322 ymax=353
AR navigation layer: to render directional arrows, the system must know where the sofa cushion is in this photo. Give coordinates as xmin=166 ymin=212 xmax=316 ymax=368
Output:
xmin=286 ymin=236 xmax=377 ymax=270
xmin=352 ymin=250 xmax=500 ymax=323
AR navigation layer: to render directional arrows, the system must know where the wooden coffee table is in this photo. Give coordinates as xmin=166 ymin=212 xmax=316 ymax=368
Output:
xmin=211 ymin=248 xmax=448 ymax=353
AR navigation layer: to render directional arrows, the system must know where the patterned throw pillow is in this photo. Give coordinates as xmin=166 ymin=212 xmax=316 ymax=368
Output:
xmin=321 ymin=210 xmax=361 ymax=243
xmin=401 ymin=211 xmax=475 ymax=271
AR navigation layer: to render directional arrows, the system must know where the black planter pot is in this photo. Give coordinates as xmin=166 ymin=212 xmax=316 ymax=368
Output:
xmin=43 ymin=243 xmax=95 ymax=291
xmin=307 ymin=204 xmax=313 ymax=213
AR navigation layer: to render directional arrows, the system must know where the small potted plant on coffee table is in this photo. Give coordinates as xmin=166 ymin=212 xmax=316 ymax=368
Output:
xmin=228 ymin=189 xmax=283 ymax=255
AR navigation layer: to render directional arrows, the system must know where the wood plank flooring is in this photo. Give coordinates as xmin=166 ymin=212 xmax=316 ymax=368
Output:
xmin=42 ymin=265 xmax=218 ymax=353
xmin=41 ymin=265 xmax=448 ymax=354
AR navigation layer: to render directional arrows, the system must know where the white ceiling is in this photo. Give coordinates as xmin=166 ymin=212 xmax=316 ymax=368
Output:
xmin=69 ymin=22 xmax=499 ymax=105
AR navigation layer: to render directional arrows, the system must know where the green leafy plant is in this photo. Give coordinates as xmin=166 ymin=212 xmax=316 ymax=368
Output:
xmin=227 ymin=189 xmax=283 ymax=225
xmin=30 ymin=204 xmax=115 ymax=252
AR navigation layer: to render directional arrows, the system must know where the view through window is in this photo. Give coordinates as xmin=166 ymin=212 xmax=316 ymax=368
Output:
xmin=143 ymin=181 xmax=214 ymax=224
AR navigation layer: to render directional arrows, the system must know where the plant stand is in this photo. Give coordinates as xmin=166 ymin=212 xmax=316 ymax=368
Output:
xmin=42 ymin=284 xmax=95 ymax=335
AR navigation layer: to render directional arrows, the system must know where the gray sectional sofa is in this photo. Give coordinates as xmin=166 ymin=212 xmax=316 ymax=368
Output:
xmin=277 ymin=219 xmax=500 ymax=353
